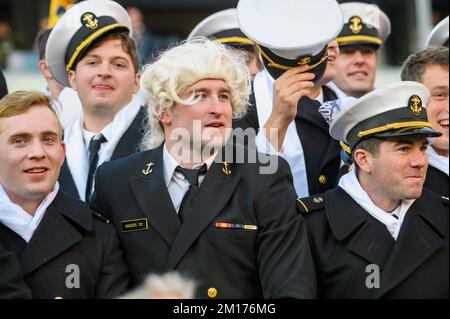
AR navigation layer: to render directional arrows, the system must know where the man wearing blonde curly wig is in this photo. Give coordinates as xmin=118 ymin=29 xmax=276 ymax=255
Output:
xmin=90 ymin=38 xmax=316 ymax=299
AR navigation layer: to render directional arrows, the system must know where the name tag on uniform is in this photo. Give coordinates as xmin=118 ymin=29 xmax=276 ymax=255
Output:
xmin=215 ymin=222 xmax=258 ymax=231
xmin=121 ymin=218 xmax=149 ymax=233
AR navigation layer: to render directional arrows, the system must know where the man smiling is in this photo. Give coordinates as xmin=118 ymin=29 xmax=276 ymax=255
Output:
xmin=401 ymin=46 xmax=449 ymax=197
xmin=297 ymin=81 xmax=448 ymax=298
xmin=0 ymin=91 xmax=128 ymax=298
xmin=331 ymin=2 xmax=391 ymax=98
xmin=46 ymin=0 xmax=146 ymax=202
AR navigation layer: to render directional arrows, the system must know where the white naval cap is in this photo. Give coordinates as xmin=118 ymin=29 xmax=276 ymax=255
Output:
xmin=425 ymin=16 xmax=449 ymax=48
xmin=330 ymin=81 xmax=441 ymax=151
xmin=237 ymin=0 xmax=343 ymax=80
xmin=337 ymin=2 xmax=391 ymax=48
xmin=188 ymin=8 xmax=253 ymax=47
xmin=45 ymin=0 xmax=132 ymax=87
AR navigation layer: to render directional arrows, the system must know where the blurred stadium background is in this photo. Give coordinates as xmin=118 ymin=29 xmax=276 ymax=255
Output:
xmin=0 ymin=0 xmax=448 ymax=92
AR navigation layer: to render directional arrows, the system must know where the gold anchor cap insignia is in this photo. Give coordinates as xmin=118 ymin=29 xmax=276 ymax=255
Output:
xmin=349 ymin=16 xmax=363 ymax=34
xmin=81 ymin=12 xmax=99 ymax=30
xmin=142 ymin=162 xmax=154 ymax=175
xmin=408 ymin=95 xmax=422 ymax=116
xmin=298 ymin=56 xmax=311 ymax=66
xmin=222 ymin=162 xmax=232 ymax=176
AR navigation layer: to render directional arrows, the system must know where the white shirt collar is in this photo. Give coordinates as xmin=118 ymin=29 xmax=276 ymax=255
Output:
xmin=64 ymin=97 xmax=142 ymax=201
xmin=427 ymin=145 xmax=449 ymax=176
xmin=163 ymin=144 xmax=180 ymax=187
xmin=314 ymin=88 xmax=324 ymax=104
xmin=163 ymin=143 xmax=216 ymax=187
xmin=0 ymin=182 xmax=59 ymax=243
xmin=339 ymin=169 xmax=415 ymax=240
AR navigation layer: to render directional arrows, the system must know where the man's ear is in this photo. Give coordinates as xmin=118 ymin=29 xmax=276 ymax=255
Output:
xmin=68 ymin=70 xmax=77 ymax=91
xmin=59 ymin=142 xmax=67 ymax=167
xmin=39 ymin=60 xmax=53 ymax=79
xmin=159 ymin=108 xmax=172 ymax=126
xmin=353 ymin=148 xmax=373 ymax=173
xmin=133 ymin=73 xmax=141 ymax=94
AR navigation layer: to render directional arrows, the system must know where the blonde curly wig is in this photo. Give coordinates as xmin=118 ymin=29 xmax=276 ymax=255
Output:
xmin=140 ymin=38 xmax=251 ymax=150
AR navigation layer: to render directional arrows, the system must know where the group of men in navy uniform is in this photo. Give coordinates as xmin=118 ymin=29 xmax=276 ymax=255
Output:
xmin=0 ymin=0 xmax=448 ymax=299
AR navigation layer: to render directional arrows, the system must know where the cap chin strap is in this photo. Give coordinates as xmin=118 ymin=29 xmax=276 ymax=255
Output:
xmin=340 ymin=141 xmax=351 ymax=154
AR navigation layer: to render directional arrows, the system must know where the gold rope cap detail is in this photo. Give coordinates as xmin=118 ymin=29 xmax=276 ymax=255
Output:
xmin=256 ymin=44 xmax=328 ymax=71
xmin=336 ymin=35 xmax=382 ymax=45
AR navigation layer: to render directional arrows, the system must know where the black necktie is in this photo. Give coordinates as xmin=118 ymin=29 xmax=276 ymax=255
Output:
xmin=85 ymin=134 xmax=107 ymax=203
xmin=176 ymin=164 xmax=208 ymax=222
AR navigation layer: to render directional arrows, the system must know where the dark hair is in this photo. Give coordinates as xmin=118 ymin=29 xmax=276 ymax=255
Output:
xmin=353 ymin=137 xmax=383 ymax=173
xmin=35 ymin=28 xmax=52 ymax=60
xmin=401 ymin=46 xmax=449 ymax=82
xmin=75 ymin=31 xmax=140 ymax=73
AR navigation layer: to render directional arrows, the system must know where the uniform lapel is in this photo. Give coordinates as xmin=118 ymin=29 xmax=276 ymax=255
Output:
xmin=327 ymin=188 xmax=395 ymax=267
xmin=166 ymin=160 xmax=242 ymax=269
xmin=111 ymin=106 xmax=146 ymax=161
xmin=129 ymin=146 xmax=181 ymax=247
xmin=58 ymin=161 xmax=79 ymax=199
xmin=377 ymin=192 xmax=446 ymax=297
xmin=20 ymin=192 xmax=92 ymax=276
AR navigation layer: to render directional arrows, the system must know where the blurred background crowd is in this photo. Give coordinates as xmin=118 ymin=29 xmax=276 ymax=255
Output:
xmin=0 ymin=0 xmax=448 ymax=92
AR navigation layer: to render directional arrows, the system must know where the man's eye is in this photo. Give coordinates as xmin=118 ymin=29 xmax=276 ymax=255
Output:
xmin=432 ymin=92 xmax=448 ymax=100
xmin=14 ymin=138 xmax=26 ymax=145
xmin=43 ymin=137 xmax=56 ymax=144
xmin=219 ymin=94 xmax=230 ymax=101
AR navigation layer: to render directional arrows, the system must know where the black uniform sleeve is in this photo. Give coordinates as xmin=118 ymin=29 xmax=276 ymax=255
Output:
xmin=256 ymin=157 xmax=317 ymax=298
xmin=0 ymin=242 xmax=32 ymax=299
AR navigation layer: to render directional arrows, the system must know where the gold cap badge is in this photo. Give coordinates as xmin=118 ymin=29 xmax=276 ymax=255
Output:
xmin=81 ymin=12 xmax=99 ymax=30
xmin=349 ymin=16 xmax=363 ymax=34
xmin=408 ymin=95 xmax=422 ymax=116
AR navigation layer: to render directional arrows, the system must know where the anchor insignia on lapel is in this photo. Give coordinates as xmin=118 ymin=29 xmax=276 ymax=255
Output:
xmin=222 ymin=162 xmax=232 ymax=176
xmin=142 ymin=162 xmax=154 ymax=175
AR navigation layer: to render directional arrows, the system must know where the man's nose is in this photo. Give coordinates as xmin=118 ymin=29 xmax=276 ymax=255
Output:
xmin=410 ymin=148 xmax=428 ymax=168
xmin=209 ymin=95 xmax=226 ymax=115
xmin=28 ymin=141 xmax=46 ymax=160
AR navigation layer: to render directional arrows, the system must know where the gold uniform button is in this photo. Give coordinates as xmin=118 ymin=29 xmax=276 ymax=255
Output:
xmin=319 ymin=175 xmax=327 ymax=185
xmin=207 ymin=288 xmax=217 ymax=298
xmin=54 ymin=297 xmax=63 ymax=299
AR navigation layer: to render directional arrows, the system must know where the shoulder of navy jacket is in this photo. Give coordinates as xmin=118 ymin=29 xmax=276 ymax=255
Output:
xmin=441 ymin=196 xmax=449 ymax=206
xmin=296 ymin=195 xmax=325 ymax=214
xmin=92 ymin=211 xmax=111 ymax=224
